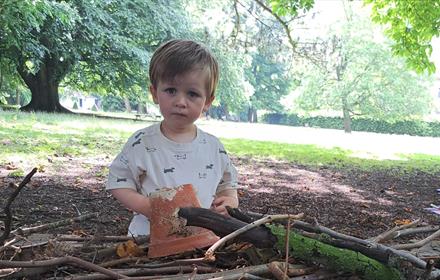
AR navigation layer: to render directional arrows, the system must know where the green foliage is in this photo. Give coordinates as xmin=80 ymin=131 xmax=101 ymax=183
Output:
xmin=262 ymin=113 xmax=440 ymax=137
xmin=364 ymin=0 xmax=440 ymax=74
xmin=269 ymin=0 xmax=315 ymax=16
xmin=0 ymin=0 xmax=195 ymax=111
xmin=294 ymin=16 xmax=433 ymax=124
xmin=246 ymin=51 xmax=292 ymax=112
xmin=268 ymin=225 xmax=401 ymax=280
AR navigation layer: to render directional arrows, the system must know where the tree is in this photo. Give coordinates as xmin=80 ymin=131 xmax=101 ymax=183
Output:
xmin=294 ymin=18 xmax=432 ymax=133
xmin=246 ymin=51 xmax=292 ymax=122
xmin=364 ymin=0 xmax=440 ymax=74
xmin=0 ymin=0 xmax=192 ymax=112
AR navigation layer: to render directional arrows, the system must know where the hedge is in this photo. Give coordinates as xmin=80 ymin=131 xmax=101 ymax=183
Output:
xmin=262 ymin=113 xmax=440 ymax=137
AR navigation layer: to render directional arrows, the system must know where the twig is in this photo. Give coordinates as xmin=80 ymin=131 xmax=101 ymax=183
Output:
xmin=268 ymin=262 xmax=287 ymax=280
xmin=0 ymin=168 xmax=38 ymax=245
xmin=67 ymin=263 xmax=272 ymax=280
xmin=11 ymin=212 xmax=99 ymax=237
xmin=284 ymin=216 xmax=291 ymax=278
xmin=0 ymin=256 xmax=128 ymax=279
xmin=204 ymin=213 xmax=303 ymax=261
xmin=392 ymin=228 xmax=440 ymax=250
xmin=56 ymin=235 xmax=139 ymax=242
xmin=370 ymin=219 xmax=420 ymax=243
xmin=392 ymin=225 xmax=440 ymax=239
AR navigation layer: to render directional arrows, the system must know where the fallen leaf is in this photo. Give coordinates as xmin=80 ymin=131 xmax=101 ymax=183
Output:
xmin=394 ymin=219 xmax=411 ymax=226
xmin=116 ymin=240 xmax=143 ymax=258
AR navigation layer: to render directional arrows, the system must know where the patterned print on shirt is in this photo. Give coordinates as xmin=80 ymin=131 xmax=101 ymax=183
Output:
xmin=219 ymin=149 xmax=227 ymax=155
xmin=199 ymin=138 xmax=207 ymax=144
xmin=164 ymin=167 xmax=175 ymax=173
xmin=132 ymin=138 xmax=142 ymax=147
xmin=135 ymin=131 xmax=145 ymax=139
xmin=116 ymin=177 xmax=127 ymax=182
xmin=199 ymin=172 xmax=207 ymax=179
xmin=206 ymin=164 xmax=214 ymax=169
xmin=119 ymin=155 xmax=129 ymax=165
xmin=145 ymin=147 xmax=157 ymax=152
xmin=174 ymin=154 xmax=187 ymax=160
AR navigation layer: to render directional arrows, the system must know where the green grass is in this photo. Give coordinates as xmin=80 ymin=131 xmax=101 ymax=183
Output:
xmin=1 ymin=111 xmax=440 ymax=175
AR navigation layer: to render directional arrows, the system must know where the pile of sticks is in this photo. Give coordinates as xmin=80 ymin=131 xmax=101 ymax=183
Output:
xmin=2 ymin=168 xmax=440 ymax=279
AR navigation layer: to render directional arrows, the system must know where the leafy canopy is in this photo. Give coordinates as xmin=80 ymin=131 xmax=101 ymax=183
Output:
xmin=364 ymin=0 xmax=440 ymax=74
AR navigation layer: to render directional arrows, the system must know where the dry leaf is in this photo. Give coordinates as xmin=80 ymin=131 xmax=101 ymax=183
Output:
xmin=116 ymin=240 xmax=143 ymax=258
xmin=72 ymin=229 xmax=88 ymax=237
xmin=394 ymin=219 xmax=411 ymax=226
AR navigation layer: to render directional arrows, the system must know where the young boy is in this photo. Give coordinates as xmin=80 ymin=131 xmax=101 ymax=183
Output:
xmin=106 ymin=39 xmax=239 ymax=236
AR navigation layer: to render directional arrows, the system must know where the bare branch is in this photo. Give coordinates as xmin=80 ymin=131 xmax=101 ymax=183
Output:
xmin=1 ymin=168 xmax=38 ymax=245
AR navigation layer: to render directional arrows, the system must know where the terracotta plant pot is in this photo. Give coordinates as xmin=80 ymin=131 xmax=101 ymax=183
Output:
xmin=148 ymin=184 xmax=219 ymax=258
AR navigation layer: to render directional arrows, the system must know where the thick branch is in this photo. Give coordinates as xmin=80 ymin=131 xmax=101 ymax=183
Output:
xmin=178 ymin=207 xmax=277 ymax=248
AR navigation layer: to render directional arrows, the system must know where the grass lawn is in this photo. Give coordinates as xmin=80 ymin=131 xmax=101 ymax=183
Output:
xmin=1 ymin=111 xmax=440 ymax=176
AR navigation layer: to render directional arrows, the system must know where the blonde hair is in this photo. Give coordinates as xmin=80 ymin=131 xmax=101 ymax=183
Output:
xmin=149 ymin=39 xmax=219 ymax=98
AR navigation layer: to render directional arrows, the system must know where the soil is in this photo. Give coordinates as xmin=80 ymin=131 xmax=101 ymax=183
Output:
xmin=1 ymin=155 xmax=440 ymax=240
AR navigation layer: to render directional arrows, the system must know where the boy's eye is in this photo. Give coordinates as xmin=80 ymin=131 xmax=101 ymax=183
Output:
xmin=164 ymin=88 xmax=176 ymax=94
xmin=188 ymin=91 xmax=200 ymax=98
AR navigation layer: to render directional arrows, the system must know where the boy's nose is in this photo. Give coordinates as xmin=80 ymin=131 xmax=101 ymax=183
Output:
xmin=174 ymin=92 xmax=187 ymax=108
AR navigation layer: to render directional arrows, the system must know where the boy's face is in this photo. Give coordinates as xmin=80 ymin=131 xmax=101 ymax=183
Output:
xmin=150 ymin=69 xmax=214 ymax=131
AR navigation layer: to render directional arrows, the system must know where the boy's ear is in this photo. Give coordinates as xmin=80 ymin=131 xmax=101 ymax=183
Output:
xmin=149 ymin=85 xmax=159 ymax=104
xmin=203 ymin=94 xmax=215 ymax=112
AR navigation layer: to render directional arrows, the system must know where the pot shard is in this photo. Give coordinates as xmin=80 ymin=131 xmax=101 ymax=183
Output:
xmin=148 ymin=184 xmax=219 ymax=258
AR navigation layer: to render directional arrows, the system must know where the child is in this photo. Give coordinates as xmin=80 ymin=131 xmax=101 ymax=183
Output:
xmin=106 ymin=39 xmax=239 ymax=236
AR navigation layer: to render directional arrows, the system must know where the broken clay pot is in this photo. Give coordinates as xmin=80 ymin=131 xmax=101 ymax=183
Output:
xmin=148 ymin=184 xmax=219 ymax=258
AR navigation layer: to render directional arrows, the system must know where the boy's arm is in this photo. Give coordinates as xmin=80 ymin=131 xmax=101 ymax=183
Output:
xmin=211 ymin=189 xmax=238 ymax=215
xmin=110 ymin=188 xmax=152 ymax=218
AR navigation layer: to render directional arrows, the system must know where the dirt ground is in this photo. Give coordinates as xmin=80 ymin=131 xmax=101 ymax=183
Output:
xmin=1 ymin=155 xmax=440 ymax=240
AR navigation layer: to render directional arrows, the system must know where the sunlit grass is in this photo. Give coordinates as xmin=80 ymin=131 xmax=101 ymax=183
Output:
xmin=1 ymin=111 xmax=439 ymax=175
xmin=221 ymin=138 xmax=440 ymax=174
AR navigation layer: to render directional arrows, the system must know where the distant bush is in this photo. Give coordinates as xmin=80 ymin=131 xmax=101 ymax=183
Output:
xmin=262 ymin=113 xmax=440 ymax=137
xmin=0 ymin=104 xmax=20 ymax=111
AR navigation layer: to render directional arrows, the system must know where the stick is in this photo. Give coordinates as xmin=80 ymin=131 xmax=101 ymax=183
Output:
xmin=392 ymin=228 xmax=440 ymax=250
xmin=11 ymin=212 xmax=99 ymax=236
xmin=268 ymin=262 xmax=287 ymax=280
xmin=56 ymin=235 xmax=139 ymax=242
xmin=392 ymin=225 xmax=440 ymax=239
xmin=67 ymin=263 xmax=273 ymax=280
xmin=0 ymin=256 xmax=128 ymax=279
xmin=0 ymin=168 xmax=38 ymax=245
xmin=284 ymin=217 xmax=290 ymax=278
xmin=370 ymin=219 xmax=420 ymax=243
xmin=204 ymin=214 xmax=303 ymax=261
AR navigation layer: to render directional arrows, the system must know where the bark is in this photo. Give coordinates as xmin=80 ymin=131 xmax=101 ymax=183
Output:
xmin=17 ymin=57 xmax=72 ymax=113
xmin=124 ymin=97 xmax=131 ymax=112
xmin=342 ymin=104 xmax=352 ymax=133
xmin=178 ymin=207 xmax=277 ymax=248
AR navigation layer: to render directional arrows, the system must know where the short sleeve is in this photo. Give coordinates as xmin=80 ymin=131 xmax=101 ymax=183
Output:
xmin=216 ymin=144 xmax=238 ymax=193
xmin=106 ymin=140 xmax=138 ymax=191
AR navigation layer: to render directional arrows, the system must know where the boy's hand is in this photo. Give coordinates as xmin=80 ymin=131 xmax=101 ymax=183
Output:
xmin=211 ymin=189 xmax=238 ymax=215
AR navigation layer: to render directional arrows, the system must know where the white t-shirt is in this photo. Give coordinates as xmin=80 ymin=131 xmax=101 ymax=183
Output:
xmin=106 ymin=123 xmax=238 ymax=236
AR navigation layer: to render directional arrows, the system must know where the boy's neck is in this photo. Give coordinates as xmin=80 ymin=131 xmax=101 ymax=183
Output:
xmin=160 ymin=122 xmax=197 ymax=143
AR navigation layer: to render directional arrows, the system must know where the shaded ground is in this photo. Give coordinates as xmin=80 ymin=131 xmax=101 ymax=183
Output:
xmin=1 ymin=155 xmax=440 ymax=240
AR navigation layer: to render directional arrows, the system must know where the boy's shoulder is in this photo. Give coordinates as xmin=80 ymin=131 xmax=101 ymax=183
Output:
xmin=129 ymin=123 xmax=160 ymax=140
xmin=197 ymin=127 xmax=224 ymax=147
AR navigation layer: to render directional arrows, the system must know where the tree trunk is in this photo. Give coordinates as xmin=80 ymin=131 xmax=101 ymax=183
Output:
xmin=124 ymin=97 xmax=132 ymax=113
xmin=17 ymin=57 xmax=72 ymax=113
xmin=16 ymin=88 xmax=20 ymax=106
xmin=342 ymin=99 xmax=352 ymax=133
